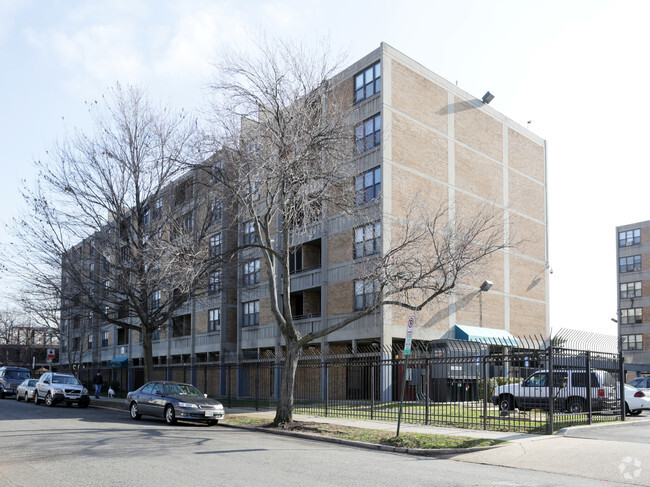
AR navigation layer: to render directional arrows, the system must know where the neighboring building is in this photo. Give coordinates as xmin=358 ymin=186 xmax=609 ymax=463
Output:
xmin=60 ymin=43 xmax=549 ymax=391
xmin=616 ymin=221 xmax=650 ymax=377
xmin=0 ymin=325 xmax=54 ymax=370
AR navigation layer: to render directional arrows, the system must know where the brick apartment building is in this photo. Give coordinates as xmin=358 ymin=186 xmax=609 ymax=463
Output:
xmin=60 ymin=43 xmax=549 ymax=392
xmin=617 ymin=220 xmax=650 ymax=376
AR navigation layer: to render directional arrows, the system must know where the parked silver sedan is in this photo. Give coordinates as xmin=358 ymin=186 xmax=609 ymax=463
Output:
xmin=125 ymin=381 xmax=225 ymax=426
xmin=15 ymin=379 xmax=38 ymax=402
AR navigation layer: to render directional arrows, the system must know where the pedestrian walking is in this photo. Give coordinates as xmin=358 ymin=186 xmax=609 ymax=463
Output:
xmin=93 ymin=371 xmax=104 ymax=399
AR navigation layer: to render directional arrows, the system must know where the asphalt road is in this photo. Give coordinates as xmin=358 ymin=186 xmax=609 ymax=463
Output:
xmin=0 ymin=398 xmax=631 ymax=487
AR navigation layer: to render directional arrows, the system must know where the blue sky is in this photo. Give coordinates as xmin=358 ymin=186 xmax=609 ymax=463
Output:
xmin=2 ymin=0 xmax=650 ymax=334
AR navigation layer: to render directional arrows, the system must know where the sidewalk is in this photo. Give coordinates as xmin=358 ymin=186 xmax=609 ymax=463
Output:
xmin=91 ymin=396 xmax=650 ymax=483
xmin=89 ymin=395 xmax=541 ymax=443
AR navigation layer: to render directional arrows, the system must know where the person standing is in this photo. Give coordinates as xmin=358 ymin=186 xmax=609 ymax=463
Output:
xmin=93 ymin=371 xmax=104 ymax=399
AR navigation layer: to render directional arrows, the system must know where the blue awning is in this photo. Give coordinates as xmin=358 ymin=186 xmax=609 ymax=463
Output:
xmin=106 ymin=356 xmax=129 ymax=368
xmin=455 ymin=324 xmax=519 ymax=347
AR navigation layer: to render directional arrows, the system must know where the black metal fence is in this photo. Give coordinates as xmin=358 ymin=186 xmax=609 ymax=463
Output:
xmin=77 ymin=333 xmax=625 ymax=435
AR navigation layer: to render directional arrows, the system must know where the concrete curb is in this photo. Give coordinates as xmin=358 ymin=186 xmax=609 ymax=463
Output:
xmin=219 ymin=422 xmax=505 ymax=457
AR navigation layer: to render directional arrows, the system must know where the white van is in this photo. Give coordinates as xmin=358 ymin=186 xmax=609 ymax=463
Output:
xmin=491 ymin=369 xmax=619 ymax=413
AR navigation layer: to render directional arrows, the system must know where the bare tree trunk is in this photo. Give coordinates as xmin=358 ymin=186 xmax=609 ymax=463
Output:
xmin=142 ymin=328 xmax=154 ymax=383
xmin=273 ymin=343 xmax=300 ymax=425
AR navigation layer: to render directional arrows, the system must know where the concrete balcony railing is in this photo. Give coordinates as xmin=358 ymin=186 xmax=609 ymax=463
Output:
xmin=195 ymin=332 xmax=220 ymax=354
xmin=170 ymin=336 xmax=191 ymax=354
xmin=623 ymin=349 xmax=650 ymax=364
xmin=241 ymin=323 xmax=278 ymax=346
xmin=289 ymin=266 xmax=322 ymax=292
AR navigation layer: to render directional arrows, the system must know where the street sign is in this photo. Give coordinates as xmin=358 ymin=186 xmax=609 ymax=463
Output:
xmin=46 ymin=349 xmax=56 ymax=359
xmin=404 ymin=316 xmax=415 ymax=355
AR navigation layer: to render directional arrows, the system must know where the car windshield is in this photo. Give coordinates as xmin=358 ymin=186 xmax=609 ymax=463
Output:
xmin=52 ymin=375 xmax=81 ymax=385
xmin=27 ymin=379 xmax=37 ymax=386
xmin=6 ymin=371 xmax=30 ymax=380
xmin=165 ymin=383 xmax=203 ymax=397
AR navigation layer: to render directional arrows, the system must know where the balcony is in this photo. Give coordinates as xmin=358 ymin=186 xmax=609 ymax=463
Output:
xmin=241 ymin=323 xmax=278 ymax=347
xmin=289 ymin=266 xmax=322 ymax=292
xmin=170 ymin=336 xmax=191 ymax=354
xmin=195 ymin=332 xmax=221 ymax=354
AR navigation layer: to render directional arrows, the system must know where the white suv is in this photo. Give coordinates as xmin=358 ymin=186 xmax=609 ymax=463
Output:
xmin=34 ymin=373 xmax=90 ymax=408
xmin=491 ymin=369 xmax=619 ymax=413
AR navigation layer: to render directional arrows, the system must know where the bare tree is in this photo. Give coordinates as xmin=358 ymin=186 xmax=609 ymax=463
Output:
xmin=207 ymin=39 xmax=510 ymax=424
xmin=11 ymin=83 xmax=217 ymax=382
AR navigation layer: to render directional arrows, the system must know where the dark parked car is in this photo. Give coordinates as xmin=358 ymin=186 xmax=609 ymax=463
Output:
xmin=0 ymin=366 xmax=31 ymax=398
xmin=34 ymin=372 xmax=90 ymax=407
xmin=126 ymin=381 xmax=225 ymax=425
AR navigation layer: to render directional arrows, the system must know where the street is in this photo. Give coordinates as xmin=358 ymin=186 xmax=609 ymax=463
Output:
xmin=0 ymin=399 xmax=633 ymax=486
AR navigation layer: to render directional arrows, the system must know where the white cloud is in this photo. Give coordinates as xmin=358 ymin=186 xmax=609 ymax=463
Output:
xmin=0 ymin=0 xmax=27 ymax=45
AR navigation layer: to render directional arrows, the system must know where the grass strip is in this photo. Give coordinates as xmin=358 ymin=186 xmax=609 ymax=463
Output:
xmin=224 ymin=415 xmax=505 ymax=450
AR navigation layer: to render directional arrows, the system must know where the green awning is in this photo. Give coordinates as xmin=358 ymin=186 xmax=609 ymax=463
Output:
xmin=106 ymin=356 xmax=129 ymax=368
xmin=455 ymin=324 xmax=519 ymax=346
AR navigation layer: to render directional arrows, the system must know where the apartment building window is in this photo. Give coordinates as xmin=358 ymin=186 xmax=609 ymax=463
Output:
xmin=101 ymin=331 xmax=109 ymax=348
xmin=152 ymin=329 xmax=160 ymax=341
xmin=242 ymin=300 xmax=259 ymax=327
xmin=209 ymin=269 xmax=222 ymax=294
xmin=210 ymin=200 xmax=222 ymax=223
xmin=354 ymin=222 xmax=381 ymax=258
xmin=356 ymin=167 xmax=381 ymax=204
xmin=142 ymin=207 xmax=150 ymax=226
xmin=620 ymin=281 xmax=642 ymax=299
xmin=242 ymin=220 xmax=258 ymax=245
xmin=152 ymin=198 xmax=163 ymax=220
xmin=150 ymin=290 xmax=161 ymax=309
xmin=175 ymin=181 xmax=191 ymax=206
xmin=620 ymin=255 xmax=642 ymax=273
xmin=622 ymin=334 xmax=643 ymax=351
xmin=619 ymin=229 xmax=641 ymax=247
xmin=243 ymin=260 xmax=260 ymax=286
xmin=354 ymin=279 xmax=379 ymax=311
xmin=355 ymin=61 xmax=381 ymax=103
xmin=208 ymin=308 xmax=220 ymax=333
xmin=87 ymin=334 xmax=93 ymax=349
xmin=289 ymin=246 xmax=303 ymax=274
xmin=209 ymin=233 xmax=222 ymax=258
xmin=621 ymin=307 xmax=643 ymax=325
xmin=355 ymin=114 xmax=381 ymax=153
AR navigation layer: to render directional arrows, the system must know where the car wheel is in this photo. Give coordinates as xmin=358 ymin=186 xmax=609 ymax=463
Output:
xmin=630 ymin=408 xmax=642 ymax=416
xmin=34 ymin=392 xmax=40 ymax=405
xmin=165 ymin=405 xmax=177 ymax=425
xmin=15 ymin=392 xmax=21 ymax=401
xmin=567 ymin=398 xmax=585 ymax=414
xmin=499 ymin=395 xmax=514 ymax=411
xmin=207 ymin=419 xmax=219 ymax=426
xmin=79 ymin=398 xmax=89 ymax=408
xmin=130 ymin=402 xmax=142 ymax=420
xmin=0 ymin=389 xmax=5 ymax=399
xmin=45 ymin=392 xmax=55 ymax=407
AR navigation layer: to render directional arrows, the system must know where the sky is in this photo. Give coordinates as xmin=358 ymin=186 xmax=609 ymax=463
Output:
xmin=2 ymin=0 xmax=649 ymax=336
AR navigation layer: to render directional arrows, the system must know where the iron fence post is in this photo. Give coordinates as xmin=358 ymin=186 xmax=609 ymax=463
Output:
xmin=482 ymin=356 xmax=488 ymax=431
xmin=255 ymin=362 xmax=260 ymax=411
xmin=227 ymin=364 xmax=232 ymax=409
xmin=585 ymin=351 xmax=592 ymax=424
xmin=324 ymin=360 xmax=329 ymax=418
xmin=548 ymin=343 xmax=554 ymax=435
xmin=371 ymin=361 xmax=375 ymax=420
xmin=619 ymin=352 xmax=626 ymax=421
xmin=425 ymin=357 xmax=430 ymax=425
